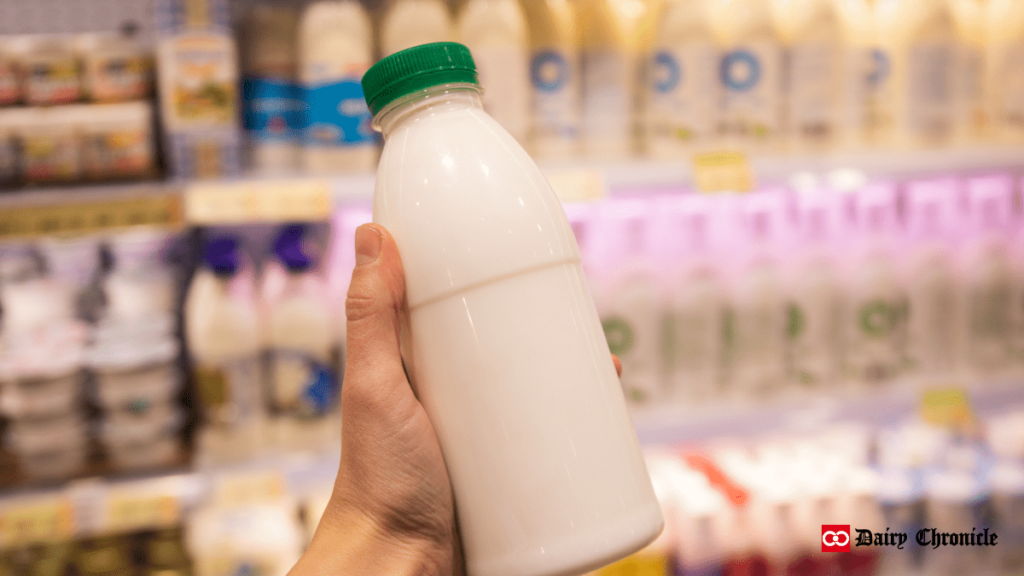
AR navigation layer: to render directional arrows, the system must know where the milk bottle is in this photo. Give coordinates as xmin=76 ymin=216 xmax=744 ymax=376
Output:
xmin=458 ymin=0 xmax=530 ymax=144
xmin=298 ymin=1 xmax=377 ymax=174
xmin=874 ymin=0 xmax=958 ymax=148
xmin=184 ymin=235 xmax=264 ymax=464
xmin=361 ymin=42 xmax=662 ymax=576
xmin=381 ymin=0 xmax=454 ymax=56
xmin=263 ymin=225 xmax=338 ymax=453
xmin=577 ymin=0 xmax=637 ymax=157
xmin=520 ymin=0 xmax=581 ymax=159
xmin=984 ymin=0 xmax=1024 ymax=142
xmin=770 ymin=0 xmax=842 ymax=151
xmin=645 ymin=0 xmax=720 ymax=157
xmin=948 ymin=0 xmax=988 ymax=142
xmin=834 ymin=0 xmax=886 ymax=148
xmin=707 ymin=0 xmax=783 ymax=150
xmin=240 ymin=4 xmax=300 ymax=173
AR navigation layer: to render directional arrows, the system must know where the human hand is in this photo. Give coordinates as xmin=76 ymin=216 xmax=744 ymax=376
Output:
xmin=291 ymin=223 xmax=622 ymax=576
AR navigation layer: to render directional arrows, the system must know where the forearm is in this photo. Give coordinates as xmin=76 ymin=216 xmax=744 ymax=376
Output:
xmin=290 ymin=506 xmax=453 ymax=576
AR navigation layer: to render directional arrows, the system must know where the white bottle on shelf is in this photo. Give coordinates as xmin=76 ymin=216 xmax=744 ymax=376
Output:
xmin=770 ymin=0 xmax=842 ymax=151
xmin=263 ymin=225 xmax=338 ymax=453
xmin=707 ymin=0 xmax=783 ymax=151
xmin=521 ymin=0 xmax=581 ymax=159
xmin=984 ymin=0 xmax=1024 ymax=143
xmin=457 ymin=0 xmax=530 ymax=144
xmin=834 ymin=0 xmax=886 ymax=148
xmin=363 ymin=42 xmax=662 ymax=576
xmin=240 ymin=4 xmax=300 ymax=173
xmin=874 ymin=0 xmax=958 ymax=148
xmin=577 ymin=0 xmax=637 ymax=158
xmin=947 ymin=0 xmax=989 ymax=143
xmin=184 ymin=235 xmax=264 ymax=465
xmin=381 ymin=0 xmax=454 ymax=56
xmin=298 ymin=0 xmax=377 ymax=175
xmin=645 ymin=0 xmax=720 ymax=157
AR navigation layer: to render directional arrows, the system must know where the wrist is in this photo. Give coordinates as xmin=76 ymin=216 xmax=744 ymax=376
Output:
xmin=292 ymin=503 xmax=453 ymax=576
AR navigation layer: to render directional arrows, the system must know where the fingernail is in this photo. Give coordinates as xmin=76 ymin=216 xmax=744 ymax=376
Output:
xmin=355 ymin=224 xmax=382 ymax=266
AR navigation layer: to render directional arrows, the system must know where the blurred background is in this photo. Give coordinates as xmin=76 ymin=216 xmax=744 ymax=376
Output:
xmin=0 ymin=0 xmax=1022 ymax=574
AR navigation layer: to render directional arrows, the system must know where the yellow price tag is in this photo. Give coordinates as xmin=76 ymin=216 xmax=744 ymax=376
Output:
xmin=0 ymin=194 xmax=182 ymax=240
xmin=185 ymin=179 xmax=331 ymax=224
xmin=921 ymin=388 xmax=975 ymax=428
xmin=691 ymin=151 xmax=754 ymax=193
xmin=106 ymin=492 xmax=179 ymax=534
xmin=0 ymin=498 xmax=74 ymax=547
xmin=545 ymin=169 xmax=608 ymax=203
xmin=214 ymin=470 xmax=286 ymax=507
xmin=593 ymin=553 xmax=670 ymax=576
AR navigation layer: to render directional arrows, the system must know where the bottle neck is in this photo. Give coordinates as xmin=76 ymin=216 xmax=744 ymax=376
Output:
xmin=373 ymin=83 xmax=484 ymax=138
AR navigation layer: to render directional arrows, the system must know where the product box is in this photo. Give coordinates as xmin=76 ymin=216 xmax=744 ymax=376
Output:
xmin=153 ymin=0 xmax=242 ymax=180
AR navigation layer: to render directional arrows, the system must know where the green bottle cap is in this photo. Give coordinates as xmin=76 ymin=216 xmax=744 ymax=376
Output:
xmin=361 ymin=42 xmax=479 ymax=117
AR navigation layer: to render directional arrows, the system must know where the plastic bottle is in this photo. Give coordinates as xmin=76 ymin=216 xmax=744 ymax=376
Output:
xmin=961 ymin=175 xmax=1016 ymax=377
xmin=361 ymin=43 xmax=663 ymax=576
xmin=666 ymin=194 xmax=727 ymax=404
xmin=298 ymin=1 xmax=377 ymax=174
xmin=706 ymin=0 xmax=783 ymax=150
xmin=458 ymin=0 xmax=531 ymax=144
xmin=875 ymin=469 xmax=927 ymax=576
xmin=725 ymin=191 xmax=789 ymax=399
xmin=788 ymin=189 xmax=847 ymax=391
xmin=984 ymin=0 xmax=1024 ymax=142
xmin=991 ymin=462 xmax=1024 ymax=575
xmin=187 ymin=499 xmax=303 ymax=576
xmin=644 ymin=0 xmax=720 ymax=157
xmin=903 ymin=179 xmax=962 ymax=379
xmin=947 ymin=0 xmax=988 ymax=142
xmin=577 ymin=0 xmax=637 ymax=157
xmin=381 ymin=0 xmax=454 ymax=56
xmin=874 ymin=0 xmax=958 ymax=148
xmin=520 ymin=0 xmax=580 ymax=159
xmin=240 ymin=5 xmax=300 ymax=173
xmin=590 ymin=198 xmax=666 ymax=408
xmin=845 ymin=183 xmax=906 ymax=386
xmin=770 ymin=0 xmax=843 ymax=151
xmin=263 ymin=224 xmax=338 ymax=453
xmin=834 ymin=0 xmax=888 ymax=148
xmin=923 ymin=470 xmax=993 ymax=576
xmin=184 ymin=235 xmax=264 ymax=464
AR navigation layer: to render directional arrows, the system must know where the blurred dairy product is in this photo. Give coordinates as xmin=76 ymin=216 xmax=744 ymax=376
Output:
xmin=984 ymin=0 xmax=1024 ymax=142
xmin=835 ymin=0 xmax=886 ymax=147
xmin=20 ymin=35 xmax=81 ymax=106
xmin=521 ymin=0 xmax=580 ymax=158
xmin=874 ymin=0 xmax=958 ymax=147
xmin=6 ymin=412 xmax=88 ymax=480
xmin=15 ymin=107 xmax=81 ymax=184
xmin=458 ymin=0 xmax=530 ymax=144
xmin=903 ymin=179 xmax=962 ymax=378
xmin=380 ymin=0 xmax=454 ymax=56
xmin=240 ymin=5 xmax=300 ymax=173
xmin=846 ymin=183 xmax=906 ymax=385
xmin=298 ymin=1 xmax=376 ymax=174
xmin=707 ymin=0 xmax=782 ymax=150
xmin=74 ymin=32 xmax=152 ymax=103
xmin=577 ymin=0 xmax=637 ymax=157
xmin=80 ymin=102 xmax=155 ymax=180
xmin=187 ymin=500 xmax=303 ymax=576
xmin=0 ymin=36 xmax=25 ymax=106
xmin=947 ymin=0 xmax=988 ymax=142
xmin=771 ymin=0 xmax=842 ymax=151
xmin=645 ymin=0 xmax=719 ymax=156
xmin=99 ymin=404 xmax=183 ymax=470
xmin=184 ymin=235 xmax=264 ymax=464
xmin=364 ymin=42 xmax=662 ymax=576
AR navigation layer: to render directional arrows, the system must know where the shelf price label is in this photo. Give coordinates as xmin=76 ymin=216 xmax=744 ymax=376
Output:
xmin=0 ymin=497 xmax=74 ymax=547
xmin=921 ymin=387 xmax=975 ymax=429
xmin=592 ymin=553 xmax=670 ymax=576
xmin=213 ymin=470 xmax=286 ymax=507
xmin=105 ymin=491 xmax=180 ymax=534
xmin=692 ymin=151 xmax=754 ymax=193
xmin=0 ymin=194 xmax=183 ymax=240
xmin=185 ymin=179 xmax=332 ymax=224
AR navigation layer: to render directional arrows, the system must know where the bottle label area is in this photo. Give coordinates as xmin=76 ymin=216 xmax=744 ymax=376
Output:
xmin=300 ymin=79 xmax=377 ymax=148
xmin=266 ymin=350 xmax=337 ymax=418
xmin=242 ymin=77 xmax=301 ymax=143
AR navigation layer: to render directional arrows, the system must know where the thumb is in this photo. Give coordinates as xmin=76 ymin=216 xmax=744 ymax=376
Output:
xmin=343 ymin=224 xmax=408 ymax=393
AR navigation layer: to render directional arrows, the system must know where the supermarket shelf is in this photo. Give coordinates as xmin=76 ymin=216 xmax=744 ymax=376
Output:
xmin=631 ymin=380 xmax=1024 ymax=445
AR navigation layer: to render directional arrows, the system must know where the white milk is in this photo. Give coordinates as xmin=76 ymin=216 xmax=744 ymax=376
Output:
xmin=948 ymin=0 xmax=988 ymax=142
xmin=707 ymin=0 xmax=782 ymax=151
xmin=458 ymin=0 xmax=531 ymax=144
xmin=577 ymin=0 xmax=637 ymax=157
xmin=984 ymin=0 xmax=1024 ymax=143
xmin=770 ymin=0 xmax=842 ymax=151
xmin=262 ymin=225 xmax=338 ymax=453
xmin=834 ymin=0 xmax=886 ymax=148
xmin=645 ymin=0 xmax=720 ymax=157
xmin=381 ymin=0 xmax=454 ymax=56
xmin=239 ymin=5 xmax=300 ymax=173
xmin=184 ymin=236 xmax=264 ymax=464
xmin=298 ymin=1 xmax=376 ymax=174
xmin=874 ymin=0 xmax=958 ymax=148
xmin=521 ymin=0 xmax=580 ymax=159
xmin=363 ymin=42 xmax=662 ymax=576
